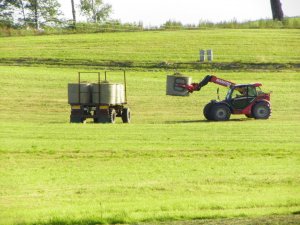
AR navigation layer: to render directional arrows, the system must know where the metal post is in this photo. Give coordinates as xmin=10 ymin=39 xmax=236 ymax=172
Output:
xmin=124 ymin=70 xmax=127 ymax=103
xmin=207 ymin=49 xmax=213 ymax=62
xmin=98 ymin=72 xmax=101 ymax=104
xmin=78 ymin=72 xmax=81 ymax=104
xmin=200 ymin=50 xmax=205 ymax=62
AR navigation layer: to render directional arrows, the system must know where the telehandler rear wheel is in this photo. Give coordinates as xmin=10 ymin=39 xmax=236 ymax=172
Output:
xmin=253 ymin=102 xmax=271 ymax=119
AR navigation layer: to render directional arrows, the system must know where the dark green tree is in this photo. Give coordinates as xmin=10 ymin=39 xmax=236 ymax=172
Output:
xmin=270 ymin=0 xmax=284 ymax=21
xmin=25 ymin=0 xmax=62 ymax=29
xmin=0 ymin=0 xmax=62 ymax=28
xmin=0 ymin=0 xmax=20 ymax=26
xmin=80 ymin=0 xmax=111 ymax=23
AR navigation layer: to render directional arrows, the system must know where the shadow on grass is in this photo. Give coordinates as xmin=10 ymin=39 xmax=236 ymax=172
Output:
xmin=19 ymin=214 xmax=300 ymax=225
xmin=1 ymin=57 xmax=299 ymax=71
xmin=166 ymin=118 xmax=251 ymax=124
xmin=21 ymin=217 xmax=127 ymax=225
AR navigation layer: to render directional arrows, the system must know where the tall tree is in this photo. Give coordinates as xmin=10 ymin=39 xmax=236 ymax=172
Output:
xmin=25 ymin=0 xmax=61 ymax=29
xmin=0 ymin=0 xmax=13 ymax=26
xmin=71 ymin=0 xmax=76 ymax=27
xmin=80 ymin=0 xmax=111 ymax=23
xmin=270 ymin=0 xmax=284 ymax=21
xmin=0 ymin=0 xmax=20 ymax=26
xmin=19 ymin=0 xmax=27 ymax=26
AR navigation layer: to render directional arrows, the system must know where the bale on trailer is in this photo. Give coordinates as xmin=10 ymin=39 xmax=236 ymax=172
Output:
xmin=116 ymin=84 xmax=126 ymax=104
xmin=68 ymin=83 xmax=91 ymax=104
xmin=92 ymin=82 xmax=125 ymax=105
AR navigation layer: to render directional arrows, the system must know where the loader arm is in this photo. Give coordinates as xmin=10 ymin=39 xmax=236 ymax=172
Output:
xmin=179 ymin=75 xmax=236 ymax=93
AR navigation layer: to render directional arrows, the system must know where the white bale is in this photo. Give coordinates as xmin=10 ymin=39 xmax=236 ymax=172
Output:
xmin=166 ymin=75 xmax=192 ymax=96
xmin=200 ymin=49 xmax=206 ymax=62
xmin=116 ymin=84 xmax=125 ymax=104
xmin=207 ymin=49 xmax=213 ymax=62
xmin=92 ymin=82 xmax=117 ymax=105
xmin=68 ymin=83 xmax=91 ymax=104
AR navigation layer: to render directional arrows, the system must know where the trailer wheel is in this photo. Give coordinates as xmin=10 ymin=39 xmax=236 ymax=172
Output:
xmin=211 ymin=104 xmax=231 ymax=121
xmin=95 ymin=114 xmax=108 ymax=123
xmin=109 ymin=109 xmax=117 ymax=124
xmin=203 ymin=102 xmax=214 ymax=121
xmin=70 ymin=116 xmax=83 ymax=123
xmin=253 ymin=102 xmax=271 ymax=119
xmin=122 ymin=108 xmax=131 ymax=123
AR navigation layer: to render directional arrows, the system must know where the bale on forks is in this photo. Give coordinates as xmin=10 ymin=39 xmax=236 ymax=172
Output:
xmin=68 ymin=71 xmax=131 ymax=124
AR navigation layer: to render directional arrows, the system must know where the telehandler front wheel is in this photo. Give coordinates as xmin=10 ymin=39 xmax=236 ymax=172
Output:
xmin=211 ymin=104 xmax=231 ymax=121
xmin=203 ymin=102 xmax=214 ymax=121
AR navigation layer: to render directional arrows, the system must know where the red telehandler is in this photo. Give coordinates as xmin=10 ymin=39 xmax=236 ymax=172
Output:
xmin=180 ymin=75 xmax=271 ymax=121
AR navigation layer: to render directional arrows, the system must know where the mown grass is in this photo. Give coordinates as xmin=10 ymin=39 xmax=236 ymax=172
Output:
xmin=0 ymin=29 xmax=299 ymax=67
xmin=0 ymin=66 xmax=299 ymax=225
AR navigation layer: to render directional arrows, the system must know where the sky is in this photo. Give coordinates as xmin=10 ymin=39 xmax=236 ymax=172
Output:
xmin=59 ymin=0 xmax=300 ymax=26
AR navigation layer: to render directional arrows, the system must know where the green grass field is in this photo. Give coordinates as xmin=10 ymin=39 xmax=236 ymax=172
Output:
xmin=0 ymin=29 xmax=300 ymax=225
xmin=0 ymin=30 xmax=299 ymax=67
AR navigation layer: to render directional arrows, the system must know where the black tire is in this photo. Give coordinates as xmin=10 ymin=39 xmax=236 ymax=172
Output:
xmin=211 ymin=104 xmax=231 ymax=121
xmin=94 ymin=109 xmax=116 ymax=123
xmin=203 ymin=102 xmax=214 ymax=121
xmin=70 ymin=116 xmax=83 ymax=123
xmin=94 ymin=114 xmax=109 ymax=123
xmin=252 ymin=102 xmax=271 ymax=120
xmin=245 ymin=114 xmax=253 ymax=118
xmin=122 ymin=108 xmax=131 ymax=123
xmin=108 ymin=109 xmax=117 ymax=124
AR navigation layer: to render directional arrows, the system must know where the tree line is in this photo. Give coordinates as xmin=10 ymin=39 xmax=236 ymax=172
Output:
xmin=0 ymin=0 xmax=285 ymax=30
xmin=0 ymin=0 xmax=112 ymax=29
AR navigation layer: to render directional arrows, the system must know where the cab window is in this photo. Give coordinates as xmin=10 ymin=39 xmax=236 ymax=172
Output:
xmin=232 ymin=88 xmax=246 ymax=99
xmin=248 ymin=86 xmax=257 ymax=97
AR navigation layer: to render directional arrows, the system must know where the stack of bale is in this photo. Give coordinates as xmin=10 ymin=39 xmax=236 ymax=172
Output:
xmin=68 ymin=82 xmax=125 ymax=105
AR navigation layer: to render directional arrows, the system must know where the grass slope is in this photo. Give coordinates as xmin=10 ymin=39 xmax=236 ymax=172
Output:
xmin=0 ymin=66 xmax=299 ymax=225
xmin=0 ymin=30 xmax=299 ymax=69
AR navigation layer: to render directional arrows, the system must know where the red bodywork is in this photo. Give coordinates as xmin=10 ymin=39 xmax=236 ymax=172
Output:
xmin=231 ymin=93 xmax=271 ymax=115
xmin=181 ymin=75 xmax=236 ymax=92
xmin=178 ymin=75 xmax=271 ymax=116
xmin=210 ymin=76 xmax=235 ymax=87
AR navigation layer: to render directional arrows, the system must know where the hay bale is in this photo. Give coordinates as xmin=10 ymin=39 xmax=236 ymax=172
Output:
xmin=92 ymin=82 xmax=125 ymax=105
xmin=166 ymin=74 xmax=192 ymax=96
xmin=68 ymin=83 xmax=91 ymax=104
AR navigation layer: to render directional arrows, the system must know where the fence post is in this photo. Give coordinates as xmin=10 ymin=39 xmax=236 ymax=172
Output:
xmin=207 ymin=49 xmax=213 ymax=62
xmin=200 ymin=50 xmax=205 ymax=62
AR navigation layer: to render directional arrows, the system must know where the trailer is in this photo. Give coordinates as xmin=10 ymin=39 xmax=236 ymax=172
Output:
xmin=68 ymin=71 xmax=131 ymax=124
